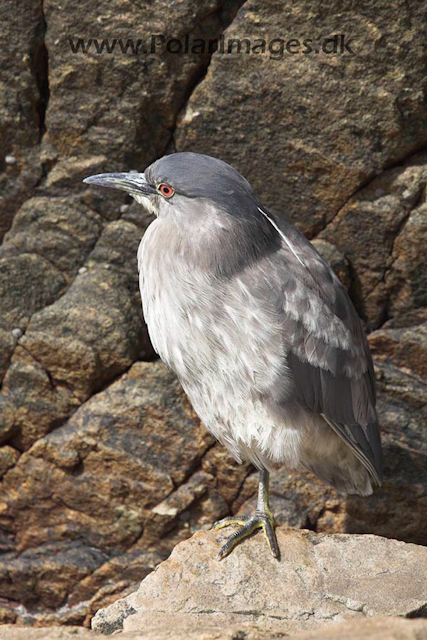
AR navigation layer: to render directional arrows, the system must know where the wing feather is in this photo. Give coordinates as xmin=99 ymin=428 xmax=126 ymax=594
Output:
xmin=259 ymin=207 xmax=383 ymax=485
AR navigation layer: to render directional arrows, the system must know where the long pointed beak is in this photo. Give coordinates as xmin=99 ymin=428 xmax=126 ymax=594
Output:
xmin=83 ymin=172 xmax=156 ymax=197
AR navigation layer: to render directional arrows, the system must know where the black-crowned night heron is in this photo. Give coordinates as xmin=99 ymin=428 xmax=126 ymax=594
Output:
xmin=84 ymin=152 xmax=382 ymax=560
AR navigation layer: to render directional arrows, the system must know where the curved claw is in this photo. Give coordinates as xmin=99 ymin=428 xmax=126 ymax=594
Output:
xmin=213 ymin=513 xmax=280 ymax=561
xmin=213 ymin=515 xmax=252 ymax=530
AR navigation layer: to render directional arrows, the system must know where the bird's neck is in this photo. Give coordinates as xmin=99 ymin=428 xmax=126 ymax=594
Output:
xmin=151 ymin=207 xmax=280 ymax=279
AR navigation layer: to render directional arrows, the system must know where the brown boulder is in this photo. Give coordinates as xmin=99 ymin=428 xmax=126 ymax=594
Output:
xmin=320 ymin=152 xmax=427 ymax=328
xmin=175 ymin=0 xmax=427 ymax=237
xmin=0 ymin=361 xmax=248 ymax=624
xmin=0 ymin=195 xmax=154 ymax=451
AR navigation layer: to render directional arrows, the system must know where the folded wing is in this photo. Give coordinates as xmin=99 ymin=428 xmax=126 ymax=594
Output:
xmin=258 ymin=207 xmax=383 ymax=485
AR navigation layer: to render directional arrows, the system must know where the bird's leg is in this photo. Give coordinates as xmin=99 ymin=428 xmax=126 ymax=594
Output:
xmin=213 ymin=469 xmax=280 ymax=560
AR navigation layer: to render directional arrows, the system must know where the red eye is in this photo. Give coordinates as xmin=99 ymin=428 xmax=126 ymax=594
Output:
xmin=159 ymin=183 xmax=174 ymax=198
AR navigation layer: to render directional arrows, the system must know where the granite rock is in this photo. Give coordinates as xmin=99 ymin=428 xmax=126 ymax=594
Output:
xmin=2 ymin=618 xmax=427 ymax=639
xmin=92 ymin=528 xmax=427 ymax=636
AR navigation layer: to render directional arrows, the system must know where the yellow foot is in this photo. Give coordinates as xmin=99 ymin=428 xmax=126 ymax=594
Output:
xmin=213 ymin=513 xmax=280 ymax=561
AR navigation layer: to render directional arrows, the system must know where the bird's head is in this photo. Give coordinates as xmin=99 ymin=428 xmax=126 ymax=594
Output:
xmin=83 ymin=152 xmax=260 ymax=220
xmin=84 ymin=152 xmax=280 ymax=273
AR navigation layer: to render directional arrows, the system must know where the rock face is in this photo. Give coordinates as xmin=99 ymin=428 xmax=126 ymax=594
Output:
xmin=1 ymin=0 xmax=427 ymax=628
xmin=0 ymin=361 xmax=250 ymax=625
xmin=320 ymin=152 xmax=427 ymax=329
xmin=92 ymin=528 xmax=427 ymax=636
xmin=175 ymin=0 xmax=427 ymax=237
xmin=0 ymin=0 xmax=46 ymax=240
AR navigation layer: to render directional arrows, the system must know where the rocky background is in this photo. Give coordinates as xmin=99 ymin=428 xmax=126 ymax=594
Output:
xmin=0 ymin=0 xmax=426 ymax=629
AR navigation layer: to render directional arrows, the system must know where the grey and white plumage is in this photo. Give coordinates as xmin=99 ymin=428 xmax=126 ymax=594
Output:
xmin=84 ymin=152 xmax=382 ymax=555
